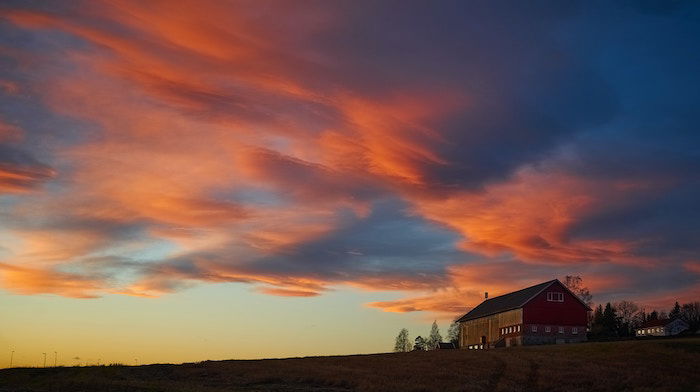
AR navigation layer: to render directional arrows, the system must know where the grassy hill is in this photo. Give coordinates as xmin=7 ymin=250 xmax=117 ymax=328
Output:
xmin=1 ymin=337 xmax=698 ymax=392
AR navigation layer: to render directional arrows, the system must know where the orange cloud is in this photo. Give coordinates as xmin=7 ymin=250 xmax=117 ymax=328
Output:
xmin=685 ymin=262 xmax=700 ymax=274
xmin=0 ymin=163 xmax=55 ymax=193
xmin=257 ymin=287 xmax=321 ymax=297
xmin=408 ymin=166 xmax=662 ymax=265
xmin=0 ymin=263 xmax=105 ymax=298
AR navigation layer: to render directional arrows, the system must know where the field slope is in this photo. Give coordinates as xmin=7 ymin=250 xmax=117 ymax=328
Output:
xmin=1 ymin=338 xmax=699 ymax=392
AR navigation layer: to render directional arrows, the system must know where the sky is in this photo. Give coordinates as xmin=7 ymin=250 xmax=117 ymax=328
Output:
xmin=1 ymin=0 xmax=699 ymax=366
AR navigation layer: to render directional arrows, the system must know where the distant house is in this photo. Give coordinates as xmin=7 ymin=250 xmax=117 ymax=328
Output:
xmin=456 ymin=279 xmax=591 ymax=349
xmin=636 ymin=318 xmax=689 ymax=337
xmin=435 ymin=342 xmax=456 ymax=349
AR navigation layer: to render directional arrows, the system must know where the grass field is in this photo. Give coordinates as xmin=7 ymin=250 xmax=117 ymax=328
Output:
xmin=1 ymin=337 xmax=698 ymax=392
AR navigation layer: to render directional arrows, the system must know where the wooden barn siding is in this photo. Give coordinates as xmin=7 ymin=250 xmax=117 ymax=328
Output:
xmin=460 ymin=308 xmax=522 ymax=347
xmin=522 ymin=281 xmax=589 ymax=326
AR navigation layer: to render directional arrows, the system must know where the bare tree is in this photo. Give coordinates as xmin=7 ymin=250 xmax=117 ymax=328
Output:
xmin=393 ymin=328 xmax=412 ymax=352
xmin=614 ymin=300 xmax=639 ymax=336
xmin=426 ymin=321 xmax=443 ymax=350
xmin=564 ymin=275 xmax=593 ymax=307
xmin=681 ymin=302 xmax=700 ymax=331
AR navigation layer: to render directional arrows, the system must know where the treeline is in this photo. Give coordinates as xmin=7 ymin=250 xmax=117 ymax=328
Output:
xmin=589 ymin=300 xmax=700 ymax=338
xmin=393 ymin=321 xmax=459 ymax=352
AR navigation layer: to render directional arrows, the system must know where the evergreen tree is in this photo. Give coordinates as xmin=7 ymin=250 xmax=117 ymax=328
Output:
xmin=669 ymin=302 xmax=681 ymax=320
xmin=648 ymin=310 xmax=659 ymax=321
xmin=426 ymin=321 xmax=443 ymax=349
xmin=590 ymin=304 xmax=605 ymax=336
xmin=413 ymin=336 xmax=427 ymax=351
xmin=602 ymin=302 xmax=618 ymax=337
xmin=393 ymin=328 xmax=412 ymax=352
xmin=446 ymin=322 xmax=460 ymax=346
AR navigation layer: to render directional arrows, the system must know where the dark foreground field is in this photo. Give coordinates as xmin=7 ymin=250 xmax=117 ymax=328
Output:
xmin=1 ymin=338 xmax=699 ymax=392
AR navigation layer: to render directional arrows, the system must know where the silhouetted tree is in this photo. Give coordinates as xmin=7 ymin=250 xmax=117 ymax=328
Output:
xmin=413 ymin=336 xmax=427 ymax=351
xmin=394 ymin=328 xmax=412 ymax=352
xmin=602 ymin=302 xmax=618 ymax=337
xmin=636 ymin=308 xmax=647 ymax=325
xmin=590 ymin=304 xmax=605 ymax=336
xmin=614 ymin=300 xmax=639 ymax=336
xmin=426 ymin=321 xmax=443 ymax=349
xmin=669 ymin=302 xmax=682 ymax=320
xmin=648 ymin=310 xmax=659 ymax=321
xmin=590 ymin=302 xmax=620 ymax=338
xmin=680 ymin=302 xmax=700 ymax=332
xmin=447 ymin=322 xmax=460 ymax=346
xmin=564 ymin=275 xmax=593 ymax=307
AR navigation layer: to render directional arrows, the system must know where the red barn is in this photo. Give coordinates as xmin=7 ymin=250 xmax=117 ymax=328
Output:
xmin=456 ymin=279 xmax=591 ymax=349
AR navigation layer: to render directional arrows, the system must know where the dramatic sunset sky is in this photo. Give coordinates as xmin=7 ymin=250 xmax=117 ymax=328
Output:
xmin=1 ymin=0 xmax=699 ymax=366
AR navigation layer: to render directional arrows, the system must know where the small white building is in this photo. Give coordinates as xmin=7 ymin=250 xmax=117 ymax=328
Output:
xmin=636 ymin=318 xmax=689 ymax=337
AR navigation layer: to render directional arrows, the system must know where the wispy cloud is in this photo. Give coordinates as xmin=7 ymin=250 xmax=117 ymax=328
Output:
xmin=0 ymin=0 xmax=698 ymax=313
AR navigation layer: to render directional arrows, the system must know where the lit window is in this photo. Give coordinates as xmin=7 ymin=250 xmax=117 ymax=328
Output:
xmin=572 ymin=327 xmax=578 ymax=334
xmin=517 ymin=325 xmax=520 ymax=332
xmin=508 ymin=327 xmax=512 ymax=333
xmin=532 ymin=325 xmax=537 ymax=332
xmin=647 ymin=329 xmax=651 ymax=334
xmin=546 ymin=292 xmax=564 ymax=302
xmin=545 ymin=326 xmax=551 ymax=332
xmin=558 ymin=326 xmax=564 ymax=334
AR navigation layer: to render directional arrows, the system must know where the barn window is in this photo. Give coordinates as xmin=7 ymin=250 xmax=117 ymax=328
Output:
xmin=572 ymin=327 xmax=578 ymax=334
xmin=558 ymin=327 xmax=564 ymax=334
xmin=547 ymin=292 xmax=564 ymax=302
xmin=545 ymin=326 xmax=551 ymax=332
xmin=532 ymin=325 xmax=537 ymax=332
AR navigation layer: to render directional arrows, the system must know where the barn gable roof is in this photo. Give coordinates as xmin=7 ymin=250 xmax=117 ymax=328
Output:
xmin=455 ymin=280 xmax=556 ymax=323
xmin=455 ymin=279 xmax=593 ymax=323
xmin=455 ymin=279 xmax=591 ymax=322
